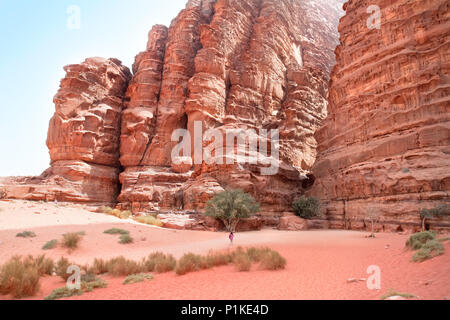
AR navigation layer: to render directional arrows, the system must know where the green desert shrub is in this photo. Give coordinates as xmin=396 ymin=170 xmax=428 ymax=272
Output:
xmin=100 ymin=206 xmax=131 ymax=219
xmin=292 ymin=196 xmax=320 ymax=219
xmin=55 ymin=257 xmax=73 ymax=281
xmin=42 ymin=239 xmax=58 ymax=250
xmin=175 ymin=253 xmax=203 ymax=275
xmin=16 ymin=231 xmax=36 ymax=238
xmin=134 ymin=215 xmax=164 ymax=227
xmin=204 ymin=251 xmax=232 ymax=268
xmin=0 ymin=256 xmax=41 ymax=298
xmin=259 ymin=250 xmax=287 ymax=271
xmin=380 ymin=289 xmax=417 ymax=300
xmin=31 ymin=255 xmax=54 ymax=276
xmin=246 ymin=247 xmax=272 ymax=263
xmin=405 ymin=231 xmax=437 ymax=250
xmin=122 ymin=273 xmax=154 ymax=285
xmin=204 ymin=189 xmax=259 ymax=232
xmin=106 ymin=257 xmax=142 ymax=276
xmin=100 ymin=206 xmax=114 ymax=215
xmin=233 ymin=253 xmax=252 ymax=272
xmin=44 ymin=286 xmax=83 ymax=300
xmin=90 ymin=258 xmax=108 ymax=275
xmin=412 ymin=239 xmax=444 ymax=262
xmin=143 ymin=252 xmax=176 ymax=273
xmin=119 ymin=234 xmax=134 ymax=244
xmin=62 ymin=232 xmax=83 ymax=250
xmin=44 ymin=278 xmax=107 ymax=300
xmin=104 ymin=228 xmax=129 ymax=235
xmin=81 ymin=278 xmax=107 ymax=292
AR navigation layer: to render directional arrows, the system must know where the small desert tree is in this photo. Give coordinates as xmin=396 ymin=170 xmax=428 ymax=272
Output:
xmin=292 ymin=196 xmax=320 ymax=219
xmin=204 ymin=189 xmax=260 ymax=232
xmin=420 ymin=204 xmax=450 ymax=231
xmin=365 ymin=206 xmax=381 ymax=238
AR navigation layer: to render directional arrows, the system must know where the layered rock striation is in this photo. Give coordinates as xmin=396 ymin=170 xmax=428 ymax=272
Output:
xmin=118 ymin=0 xmax=344 ymax=224
xmin=309 ymin=0 xmax=450 ymax=231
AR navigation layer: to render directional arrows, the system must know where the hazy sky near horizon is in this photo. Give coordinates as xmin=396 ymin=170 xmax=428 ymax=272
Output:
xmin=0 ymin=0 xmax=187 ymax=176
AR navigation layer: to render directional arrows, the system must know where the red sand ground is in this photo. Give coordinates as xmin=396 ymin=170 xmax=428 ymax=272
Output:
xmin=0 ymin=200 xmax=449 ymax=300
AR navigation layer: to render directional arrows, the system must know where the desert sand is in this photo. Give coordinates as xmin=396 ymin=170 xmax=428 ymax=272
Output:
xmin=0 ymin=199 xmax=448 ymax=300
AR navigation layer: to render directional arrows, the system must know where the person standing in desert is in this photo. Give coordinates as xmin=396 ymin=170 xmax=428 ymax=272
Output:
xmin=229 ymin=231 xmax=234 ymax=245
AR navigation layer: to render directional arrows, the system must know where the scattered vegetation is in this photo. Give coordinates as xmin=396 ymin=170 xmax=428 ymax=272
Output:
xmin=89 ymin=258 xmax=108 ymax=275
xmin=44 ymin=278 xmax=107 ymax=300
xmin=175 ymin=253 xmax=204 ymax=275
xmin=174 ymin=247 xmax=286 ymax=276
xmin=119 ymin=234 xmax=134 ymax=244
xmin=203 ymin=251 xmax=232 ymax=268
xmin=105 ymin=257 xmax=142 ymax=276
xmin=104 ymin=228 xmax=129 ymax=235
xmin=100 ymin=206 xmax=132 ymax=220
xmin=381 ymin=289 xmax=417 ymax=300
xmin=55 ymin=257 xmax=73 ymax=281
xmin=143 ymin=252 xmax=176 ymax=273
xmin=134 ymin=215 xmax=164 ymax=227
xmin=42 ymin=239 xmax=58 ymax=250
xmin=292 ymin=196 xmax=320 ymax=220
xmin=0 ymin=255 xmax=53 ymax=298
xmin=44 ymin=286 xmax=82 ymax=300
xmin=123 ymin=273 xmax=153 ymax=285
xmin=16 ymin=231 xmax=36 ymax=238
xmin=405 ymin=231 xmax=437 ymax=250
xmin=406 ymin=231 xmax=445 ymax=262
xmin=204 ymin=189 xmax=260 ymax=232
xmin=233 ymin=252 xmax=252 ymax=272
xmin=62 ymin=232 xmax=83 ymax=250
xmin=32 ymin=255 xmax=55 ymax=276
xmin=259 ymin=250 xmax=287 ymax=270
xmin=419 ymin=204 xmax=450 ymax=231
xmin=412 ymin=240 xmax=444 ymax=262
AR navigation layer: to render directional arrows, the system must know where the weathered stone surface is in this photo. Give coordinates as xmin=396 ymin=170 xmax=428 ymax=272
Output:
xmin=278 ymin=213 xmax=308 ymax=231
xmin=119 ymin=0 xmax=344 ymax=223
xmin=309 ymin=0 xmax=450 ymax=232
xmin=1 ymin=58 xmax=131 ymax=203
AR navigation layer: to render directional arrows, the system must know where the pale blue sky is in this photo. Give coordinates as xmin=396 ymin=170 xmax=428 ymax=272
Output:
xmin=0 ymin=0 xmax=187 ymax=176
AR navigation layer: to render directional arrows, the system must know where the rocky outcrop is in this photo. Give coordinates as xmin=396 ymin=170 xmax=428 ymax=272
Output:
xmin=309 ymin=0 xmax=450 ymax=232
xmin=1 ymin=0 xmax=346 ymax=229
xmin=119 ymin=0 xmax=344 ymax=223
xmin=0 ymin=58 xmax=131 ymax=203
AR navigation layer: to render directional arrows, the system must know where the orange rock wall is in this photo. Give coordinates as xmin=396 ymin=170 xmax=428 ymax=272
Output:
xmin=309 ymin=0 xmax=450 ymax=232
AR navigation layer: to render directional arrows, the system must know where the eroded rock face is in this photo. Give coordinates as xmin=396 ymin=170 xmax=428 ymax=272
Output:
xmin=309 ymin=0 xmax=450 ymax=232
xmin=119 ymin=0 xmax=344 ymax=222
xmin=1 ymin=58 xmax=131 ymax=203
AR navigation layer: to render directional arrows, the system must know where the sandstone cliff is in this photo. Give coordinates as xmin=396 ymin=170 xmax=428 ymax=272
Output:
xmin=1 ymin=0 xmax=347 ymax=230
xmin=0 ymin=58 xmax=131 ymax=203
xmin=118 ymin=0 xmax=344 ymax=227
xmin=309 ymin=0 xmax=450 ymax=232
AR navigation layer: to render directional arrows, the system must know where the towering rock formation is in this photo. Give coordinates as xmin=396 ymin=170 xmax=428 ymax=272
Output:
xmin=118 ymin=0 xmax=344 ymax=225
xmin=309 ymin=0 xmax=450 ymax=232
xmin=0 ymin=58 xmax=131 ymax=203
